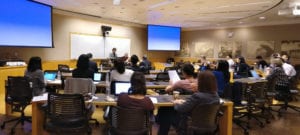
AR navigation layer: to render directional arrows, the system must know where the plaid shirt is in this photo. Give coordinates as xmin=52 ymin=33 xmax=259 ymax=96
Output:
xmin=267 ymin=67 xmax=289 ymax=87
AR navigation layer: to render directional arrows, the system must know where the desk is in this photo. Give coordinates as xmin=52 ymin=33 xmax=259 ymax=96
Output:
xmin=46 ymin=80 xmax=169 ymax=89
xmin=32 ymin=94 xmax=233 ymax=135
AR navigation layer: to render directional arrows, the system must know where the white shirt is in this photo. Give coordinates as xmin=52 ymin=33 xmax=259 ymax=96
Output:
xmin=227 ymin=59 xmax=235 ymax=72
xmin=110 ymin=69 xmax=134 ymax=82
xmin=282 ymin=63 xmax=296 ymax=77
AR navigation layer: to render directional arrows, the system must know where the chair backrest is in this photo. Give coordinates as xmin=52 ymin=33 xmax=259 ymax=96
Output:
xmin=64 ymin=78 xmax=96 ymax=95
xmin=58 ymin=64 xmax=70 ymax=72
xmin=110 ymin=106 xmax=150 ymax=135
xmin=156 ymin=72 xmax=169 ymax=81
xmin=46 ymin=93 xmax=86 ymax=120
xmin=6 ymin=76 xmax=33 ymax=105
xmin=190 ymin=103 xmax=221 ymax=134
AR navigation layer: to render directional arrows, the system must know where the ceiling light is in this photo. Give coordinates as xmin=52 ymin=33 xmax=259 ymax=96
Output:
xmin=113 ymin=0 xmax=121 ymax=5
xmin=239 ymin=21 xmax=243 ymax=24
xmin=259 ymin=16 xmax=266 ymax=20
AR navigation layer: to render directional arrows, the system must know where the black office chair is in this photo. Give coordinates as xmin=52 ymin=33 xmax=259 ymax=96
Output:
xmin=187 ymin=102 xmax=222 ymax=135
xmin=155 ymin=72 xmax=169 ymax=81
xmin=109 ymin=106 xmax=151 ymax=135
xmin=1 ymin=76 xmax=33 ymax=134
xmin=44 ymin=93 xmax=92 ymax=134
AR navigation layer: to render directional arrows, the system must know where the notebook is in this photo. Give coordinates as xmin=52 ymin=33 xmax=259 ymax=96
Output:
xmin=111 ymin=81 xmax=131 ymax=95
xmin=168 ymin=70 xmax=181 ymax=83
xmin=250 ymin=70 xmax=260 ymax=79
xmin=44 ymin=72 xmax=57 ymax=81
xmin=93 ymin=72 xmax=102 ymax=82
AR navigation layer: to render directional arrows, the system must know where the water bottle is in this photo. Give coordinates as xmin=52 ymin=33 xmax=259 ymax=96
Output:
xmin=57 ymin=71 xmax=61 ymax=80
xmin=105 ymin=73 xmax=110 ymax=97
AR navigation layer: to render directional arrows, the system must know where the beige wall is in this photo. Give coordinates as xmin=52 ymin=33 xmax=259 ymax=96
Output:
xmin=0 ymin=13 xmax=148 ymax=61
xmin=0 ymin=11 xmax=300 ymax=63
xmin=181 ymin=24 xmax=300 ymax=63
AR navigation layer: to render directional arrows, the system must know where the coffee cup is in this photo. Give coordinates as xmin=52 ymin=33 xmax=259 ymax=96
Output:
xmin=173 ymin=91 xmax=180 ymax=100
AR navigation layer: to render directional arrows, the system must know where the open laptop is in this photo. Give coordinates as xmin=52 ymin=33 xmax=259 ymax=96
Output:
xmin=44 ymin=71 xmax=57 ymax=81
xmin=93 ymin=72 xmax=102 ymax=82
xmin=250 ymin=70 xmax=260 ymax=79
xmin=110 ymin=81 xmax=131 ymax=95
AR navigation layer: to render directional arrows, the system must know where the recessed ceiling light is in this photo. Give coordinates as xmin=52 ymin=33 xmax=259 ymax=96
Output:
xmin=239 ymin=21 xmax=243 ymax=24
xmin=259 ymin=16 xmax=266 ymax=20
xmin=113 ymin=0 xmax=121 ymax=5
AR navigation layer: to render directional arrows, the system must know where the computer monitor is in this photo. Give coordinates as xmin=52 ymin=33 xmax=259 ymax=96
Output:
xmin=250 ymin=70 xmax=260 ymax=79
xmin=93 ymin=73 xmax=102 ymax=82
xmin=110 ymin=81 xmax=131 ymax=95
xmin=44 ymin=71 xmax=57 ymax=81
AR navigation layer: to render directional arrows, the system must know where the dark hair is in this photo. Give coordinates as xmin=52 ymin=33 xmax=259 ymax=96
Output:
xmin=227 ymin=54 xmax=232 ymax=58
xmin=237 ymin=56 xmax=246 ymax=64
xmin=256 ymin=55 xmax=262 ymax=59
xmin=130 ymin=55 xmax=139 ymax=65
xmin=86 ymin=53 xmax=93 ymax=58
xmin=197 ymin=71 xmax=217 ymax=94
xmin=76 ymin=54 xmax=89 ymax=70
xmin=130 ymin=72 xmax=146 ymax=95
xmin=114 ymin=59 xmax=125 ymax=74
xmin=27 ymin=56 xmax=42 ymax=72
xmin=182 ymin=63 xmax=195 ymax=76
xmin=216 ymin=60 xmax=230 ymax=83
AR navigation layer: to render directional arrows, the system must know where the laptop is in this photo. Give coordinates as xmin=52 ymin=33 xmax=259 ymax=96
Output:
xmin=44 ymin=71 xmax=57 ymax=81
xmin=93 ymin=72 xmax=102 ymax=82
xmin=250 ymin=70 xmax=260 ymax=79
xmin=110 ymin=81 xmax=131 ymax=95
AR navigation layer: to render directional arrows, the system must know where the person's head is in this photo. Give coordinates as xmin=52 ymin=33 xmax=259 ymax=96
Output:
xmin=76 ymin=54 xmax=89 ymax=70
xmin=271 ymin=53 xmax=280 ymax=58
xmin=216 ymin=60 xmax=229 ymax=72
xmin=256 ymin=55 xmax=263 ymax=60
xmin=112 ymin=48 xmax=116 ymax=53
xmin=281 ymin=54 xmax=289 ymax=62
xmin=86 ymin=53 xmax=93 ymax=59
xmin=201 ymin=55 xmax=206 ymax=60
xmin=226 ymin=54 xmax=232 ymax=59
xmin=142 ymin=55 xmax=147 ymax=60
xmin=236 ymin=56 xmax=246 ymax=64
xmin=130 ymin=72 xmax=146 ymax=95
xmin=114 ymin=59 xmax=125 ymax=74
xmin=197 ymin=71 xmax=217 ymax=94
xmin=27 ymin=56 xmax=42 ymax=72
xmin=130 ymin=54 xmax=139 ymax=65
xmin=181 ymin=63 xmax=195 ymax=77
xmin=270 ymin=58 xmax=283 ymax=67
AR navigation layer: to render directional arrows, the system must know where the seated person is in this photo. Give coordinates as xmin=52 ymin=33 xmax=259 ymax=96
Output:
xmin=72 ymin=54 xmax=94 ymax=79
xmin=110 ymin=59 xmax=134 ymax=82
xmin=165 ymin=63 xmax=197 ymax=94
xmin=128 ymin=54 xmax=144 ymax=72
xmin=139 ymin=55 xmax=152 ymax=74
xmin=255 ymin=55 xmax=268 ymax=69
xmin=173 ymin=71 xmax=220 ymax=135
xmin=266 ymin=58 xmax=290 ymax=101
xmin=24 ymin=56 xmax=46 ymax=96
xmin=234 ymin=56 xmax=250 ymax=78
xmin=86 ymin=53 xmax=98 ymax=73
xmin=213 ymin=60 xmax=230 ymax=97
xmin=117 ymin=72 xmax=154 ymax=111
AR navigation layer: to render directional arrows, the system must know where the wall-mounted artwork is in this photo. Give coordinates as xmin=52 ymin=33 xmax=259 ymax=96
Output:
xmin=247 ymin=41 xmax=274 ymax=58
xmin=281 ymin=40 xmax=300 ymax=59
xmin=217 ymin=41 xmax=242 ymax=58
xmin=191 ymin=41 xmax=214 ymax=58
xmin=175 ymin=41 xmax=191 ymax=57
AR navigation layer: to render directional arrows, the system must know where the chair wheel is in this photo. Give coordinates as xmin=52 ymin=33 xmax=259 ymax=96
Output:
xmin=266 ymin=120 xmax=271 ymax=124
xmin=1 ymin=124 xmax=5 ymax=129
xmin=260 ymin=123 xmax=265 ymax=128
xmin=10 ymin=129 xmax=15 ymax=135
xmin=95 ymin=121 xmax=100 ymax=126
xmin=244 ymin=130 xmax=249 ymax=135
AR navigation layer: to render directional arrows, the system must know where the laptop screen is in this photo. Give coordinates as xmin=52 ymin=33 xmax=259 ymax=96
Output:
xmin=111 ymin=81 xmax=131 ymax=95
xmin=44 ymin=72 xmax=57 ymax=81
xmin=93 ymin=73 xmax=102 ymax=82
xmin=250 ymin=70 xmax=260 ymax=79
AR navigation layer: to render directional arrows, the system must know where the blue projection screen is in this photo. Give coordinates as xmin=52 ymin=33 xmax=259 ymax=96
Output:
xmin=147 ymin=25 xmax=181 ymax=51
xmin=0 ymin=0 xmax=53 ymax=47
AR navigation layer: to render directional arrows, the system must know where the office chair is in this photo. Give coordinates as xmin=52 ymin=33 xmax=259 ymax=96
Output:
xmin=44 ymin=93 xmax=91 ymax=134
xmin=1 ymin=76 xmax=32 ymax=134
xmin=109 ymin=106 xmax=151 ymax=135
xmin=187 ymin=102 xmax=222 ymax=135
xmin=155 ymin=72 xmax=169 ymax=81
xmin=58 ymin=64 xmax=70 ymax=72
xmin=64 ymin=78 xmax=100 ymax=126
